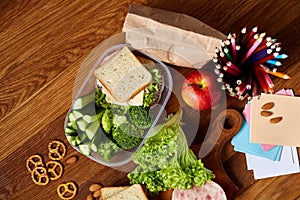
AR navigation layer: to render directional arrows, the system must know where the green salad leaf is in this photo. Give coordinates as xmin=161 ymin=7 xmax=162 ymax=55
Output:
xmin=128 ymin=109 xmax=215 ymax=194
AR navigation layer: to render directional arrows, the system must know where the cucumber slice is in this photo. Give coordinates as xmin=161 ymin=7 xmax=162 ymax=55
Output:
xmin=79 ymin=144 xmax=91 ymax=156
xmin=86 ymin=120 xmax=100 ymax=140
xmin=73 ymin=92 xmax=95 ymax=110
xmin=83 ymin=115 xmax=98 ymax=123
xmin=76 ymin=119 xmax=88 ymax=131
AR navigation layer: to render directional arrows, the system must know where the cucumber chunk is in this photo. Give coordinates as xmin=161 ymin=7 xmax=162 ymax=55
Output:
xmin=76 ymin=119 xmax=88 ymax=131
xmin=75 ymin=135 xmax=82 ymax=145
xmin=79 ymin=103 xmax=97 ymax=115
xmin=90 ymin=133 xmax=102 ymax=152
xmin=68 ymin=112 xmax=77 ymax=122
xmin=90 ymin=143 xmax=98 ymax=152
xmin=79 ymin=144 xmax=91 ymax=156
xmin=66 ymin=135 xmax=76 ymax=142
xmin=67 ymin=121 xmax=77 ymax=130
xmin=70 ymin=139 xmax=78 ymax=146
xmin=73 ymin=110 xmax=84 ymax=119
xmin=66 ymin=135 xmax=77 ymax=146
xmin=86 ymin=120 xmax=100 ymax=140
xmin=65 ymin=127 xmax=77 ymax=136
xmin=83 ymin=115 xmax=98 ymax=123
xmin=73 ymin=92 xmax=95 ymax=110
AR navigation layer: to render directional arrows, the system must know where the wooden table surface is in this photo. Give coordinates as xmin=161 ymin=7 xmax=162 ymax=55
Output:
xmin=1 ymin=0 xmax=300 ymax=199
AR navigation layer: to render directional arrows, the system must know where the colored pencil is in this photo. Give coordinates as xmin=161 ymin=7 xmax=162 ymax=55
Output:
xmin=226 ymin=62 xmax=243 ymax=74
xmin=276 ymin=54 xmax=288 ymax=59
xmin=242 ymin=36 xmax=263 ymax=63
xmin=230 ymin=34 xmax=237 ymax=62
xmin=213 ymin=26 xmax=289 ymax=99
xmin=243 ymin=26 xmax=258 ymax=46
xmin=266 ymin=60 xmax=282 ymax=66
xmin=250 ymin=49 xmax=273 ymax=62
xmin=260 ymin=65 xmax=290 ymax=79
xmin=252 ymin=52 xmax=278 ymax=66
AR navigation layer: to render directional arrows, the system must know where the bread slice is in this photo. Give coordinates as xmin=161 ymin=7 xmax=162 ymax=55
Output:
xmin=93 ymin=46 xmax=152 ymax=103
xmin=106 ymin=184 xmax=148 ymax=200
xmin=100 ymin=186 xmax=130 ymax=200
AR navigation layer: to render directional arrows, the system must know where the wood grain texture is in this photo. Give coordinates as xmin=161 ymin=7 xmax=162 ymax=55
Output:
xmin=0 ymin=0 xmax=299 ymax=199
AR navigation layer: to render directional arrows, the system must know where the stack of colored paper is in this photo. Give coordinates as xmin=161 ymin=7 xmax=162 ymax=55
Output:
xmin=231 ymin=89 xmax=300 ymax=179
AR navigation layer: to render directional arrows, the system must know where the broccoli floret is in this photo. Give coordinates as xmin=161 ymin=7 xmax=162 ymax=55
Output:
xmin=111 ymin=104 xmax=130 ymax=115
xmin=113 ymin=114 xmax=127 ymax=127
xmin=97 ymin=139 xmax=120 ymax=161
xmin=101 ymin=109 xmax=113 ymax=134
xmin=129 ymin=106 xmax=152 ymax=129
xmin=112 ymin=123 xmax=144 ymax=150
xmin=95 ymin=88 xmax=110 ymax=109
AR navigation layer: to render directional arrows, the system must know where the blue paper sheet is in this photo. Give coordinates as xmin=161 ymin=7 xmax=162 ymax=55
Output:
xmin=231 ymin=119 xmax=283 ymax=161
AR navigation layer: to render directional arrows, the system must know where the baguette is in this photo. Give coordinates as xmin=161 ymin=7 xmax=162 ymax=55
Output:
xmin=93 ymin=46 xmax=152 ymax=103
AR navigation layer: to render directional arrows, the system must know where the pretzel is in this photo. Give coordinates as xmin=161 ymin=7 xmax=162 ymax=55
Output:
xmin=26 ymin=154 xmax=44 ymax=173
xmin=31 ymin=166 xmax=50 ymax=186
xmin=46 ymin=161 xmax=63 ymax=180
xmin=48 ymin=140 xmax=67 ymax=160
xmin=57 ymin=182 xmax=77 ymax=200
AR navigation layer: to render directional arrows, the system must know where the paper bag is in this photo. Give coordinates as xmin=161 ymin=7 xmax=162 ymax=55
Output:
xmin=122 ymin=4 xmax=226 ymax=68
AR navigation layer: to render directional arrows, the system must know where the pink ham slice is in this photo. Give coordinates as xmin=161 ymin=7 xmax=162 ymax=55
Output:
xmin=172 ymin=181 xmax=226 ymax=200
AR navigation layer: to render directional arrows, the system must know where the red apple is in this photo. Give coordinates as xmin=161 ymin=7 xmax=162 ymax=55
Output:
xmin=181 ymin=70 xmax=222 ymax=110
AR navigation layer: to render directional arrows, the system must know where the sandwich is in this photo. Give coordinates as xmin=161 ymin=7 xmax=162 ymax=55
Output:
xmin=93 ymin=46 xmax=153 ymax=104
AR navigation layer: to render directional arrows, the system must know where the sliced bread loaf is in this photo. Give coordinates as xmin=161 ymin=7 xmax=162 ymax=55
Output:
xmin=100 ymin=186 xmax=130 ymax=200
xmin=106 ymin=184 xmax=148 ymax=200
xmin=93 ymin=46 xmax=152 ymax=103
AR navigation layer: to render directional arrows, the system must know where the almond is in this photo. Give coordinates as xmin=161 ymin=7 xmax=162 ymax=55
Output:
xmin=260 ymin=111 xmax=273 ymax=117
xmin=93 ymin=189 xmax=101 ymax=198
xmin=66 ymin=156 xmax=78 ymax=164
xmin=270 ymin=116 xmax=283 ymax=124
xmin=89 ymin=183 xmax=102 ymax=192
xmin=86 ymin=194 xmax=93 ymax=200
xmin=261 ymin=102 xmax=275 ymax=110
